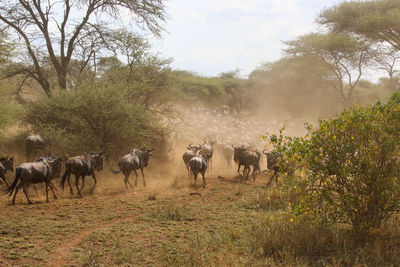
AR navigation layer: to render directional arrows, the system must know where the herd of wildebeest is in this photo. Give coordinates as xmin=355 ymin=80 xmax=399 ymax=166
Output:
xmin=0 ymin=135 xmax=279 ymax=205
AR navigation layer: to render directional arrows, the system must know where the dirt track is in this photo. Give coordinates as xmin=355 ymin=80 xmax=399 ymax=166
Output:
xmin=0 ymin=159 xmax=272 ymax=266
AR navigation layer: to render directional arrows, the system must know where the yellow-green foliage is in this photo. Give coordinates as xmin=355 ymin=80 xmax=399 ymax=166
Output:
xmin=266 ymin=92 xmax=400 ymax=234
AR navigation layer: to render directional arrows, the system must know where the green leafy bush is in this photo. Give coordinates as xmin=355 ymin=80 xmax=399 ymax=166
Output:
xmin=26 ymin=85 xmax=163 ymax=157
xmin=266 ymin=92 xmax=400 ymax=234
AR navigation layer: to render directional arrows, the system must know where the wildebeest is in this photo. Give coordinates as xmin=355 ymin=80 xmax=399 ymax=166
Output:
xmin=263 ymin=149 xmax=280 ymax=186
xmin=112 ymin=148 xmax=153 ymax=190
xmin=26 ymin=135 xmax=45 ymax=161
xmin=182 ymin=144 xmax=200 ymax=178
xmin=0 ymin=156 xmax=13 ymax=188
xmin=9 ymin=157 xmax=62 ymax=204
xmin=199 ymin=139 xmax=214 ymax=171
xmin=189 ymin=154 xmax=210 ymax=188
xmin=233 ymin=146 xmax=260 ymax=181
xmin=61 ymin=152 xmax=104 ymax=197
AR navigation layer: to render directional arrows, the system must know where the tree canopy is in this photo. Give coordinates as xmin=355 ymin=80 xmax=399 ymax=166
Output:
xmin=0 ymin=0 xmax=167 ymax=95
xmin=318 ymin=0 xmax=400 ymax=50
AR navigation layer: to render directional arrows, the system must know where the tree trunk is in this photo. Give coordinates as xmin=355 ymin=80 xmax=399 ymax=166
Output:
xmin=57 ymin=67 xmax=68 ymax=90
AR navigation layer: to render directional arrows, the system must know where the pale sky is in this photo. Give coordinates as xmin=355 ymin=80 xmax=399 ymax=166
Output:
xmin=150 ymin=0 xmax=347 ymax=77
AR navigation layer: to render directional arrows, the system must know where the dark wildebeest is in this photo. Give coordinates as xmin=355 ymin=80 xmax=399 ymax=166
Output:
xmin=0 ymin=156 xmax=13 ymax=188
xmin=233 ymin=147 xmax=260 ymax=181
xmin=112 ymin=148 xmax=153 ymax=190
xmin=189 ymin=154 xmax=210 ymax=188
xmin=182 ymin=144 xmax=200 ymax=178
xmin=221 ymin=144 xmax=234 ymax=166
xmin=26 ymin=135 xmax=45 ymax=161
xmin=9 ymin=157 xmax=62 ymax=204
xmin=263 ymin=149 xmax=280 ymax=186
xmin=61 ymin=152 xmax=104 ymax=197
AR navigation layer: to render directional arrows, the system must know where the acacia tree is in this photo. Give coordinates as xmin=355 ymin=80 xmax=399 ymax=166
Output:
xmin=318 ymin=0 xmax=400 ymax=50
xmin=0 ymin=0 xmax=166 ymax=96
xmin=285 ymin=33 xmax=375 ymax=107
xmin=108 ymin=29 xmax=150 ymax=82
xmin=375 ymin=47 xmax=400 ymax=91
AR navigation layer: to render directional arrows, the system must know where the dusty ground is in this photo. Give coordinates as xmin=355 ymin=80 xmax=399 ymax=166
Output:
xmin=0 ymin=158 xmax=274 ymax=266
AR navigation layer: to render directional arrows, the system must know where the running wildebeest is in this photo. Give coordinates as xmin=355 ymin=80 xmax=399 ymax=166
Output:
xmin=189 ymin=154 xmax=211 ymax=188
xmin=9 ymin=157 xmax=62 ymax=204
xmin=263 ymin=149 xmax=280 ymax=186
xmin=26 ymin=135 xmax=45 ymax=161
xmin=0 ymin=156 xmax=13 ymax=188
xmin=61 ymin=152 xmax=104 ymax=197
xmin=182 ymin=144 xmax=200 ymax=178
xmin=233 ymin=146 xmax=260 ymax=181
xmin=112 ymin=148 xmax=153 ymax=190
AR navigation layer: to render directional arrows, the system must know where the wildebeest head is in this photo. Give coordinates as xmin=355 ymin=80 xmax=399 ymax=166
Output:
xmin=139 ymin=148 xmax=153 ymax=167
xmin=0 ymin=156 xmax=14 ymax=172
xmin=233 ymin=147 xmax=246 ymax=162
xmin=92 ymin=152 xmax=104 ymax=171
xmin=187 ymin=144 xmax=200 ymax=153
xmin=46 ymin=157 xmax=63 ymax=178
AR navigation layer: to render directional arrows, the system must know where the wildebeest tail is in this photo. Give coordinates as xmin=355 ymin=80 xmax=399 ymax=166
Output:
xmin=189 ymin=158 xmax=202 ymax=172
xmin=8 ymin=167 xmax=20 ymax=196
xmin=60 ymin=163 xmax=70 ymax=189
xmin=111 ymin=169 xmax=121 ymax=174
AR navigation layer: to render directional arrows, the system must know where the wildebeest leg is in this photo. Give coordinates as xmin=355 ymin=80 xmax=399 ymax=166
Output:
xmin=80 ymin=176 xmax=86 ymax=190
xmin=140 ymin=167 xmax=146 ymax=187
xmin=193 ymin=172 xmax=198 ymax=187
xmin=67 ymin=175 xmax=73 ymax=195
xmin=252 ymin=165 xmax=256 ymax=182
xmin=49 ymin=181 xmax=58 ymax=191
xmin=123 ymin=170 xmax=133 ymax=190
xmin=90 ymin=173 xmax=97 ymax=193
xmin=32 ymin=184 xmax=40 ymax=197
xmin=12 ymin=182 xmax=23 ymax=204
xmin=0 ymin=175 xmax=9 ymax=188
xmin=75 ymin=175 xmax=82 ymax=197
xmin=45 ymin=182 xmax=49 ymax=203
xmin=186 ymin=164 xmax=191 ymax=179
xmin=49 ymin=182 xmax=57 ymax=199
xmin=22 ymin=183 xmax=32 ymax=204
xmin=201 ymin=171 xmax=206 ymax=188
xmin=237 ymin=163 xmax=242 ymax=175
xmin=124 ymin=175 xmax=129 ymax=190
xmin=133 ymin=170 xmax=139 ymax=186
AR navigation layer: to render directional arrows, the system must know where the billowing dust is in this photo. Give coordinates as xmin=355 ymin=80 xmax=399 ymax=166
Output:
xmin=4 ymin=105 xmax=309 ymax=203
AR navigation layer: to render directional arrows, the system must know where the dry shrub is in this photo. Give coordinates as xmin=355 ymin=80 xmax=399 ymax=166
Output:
xmin=251 ymin=214 xmax=400 ymax=266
